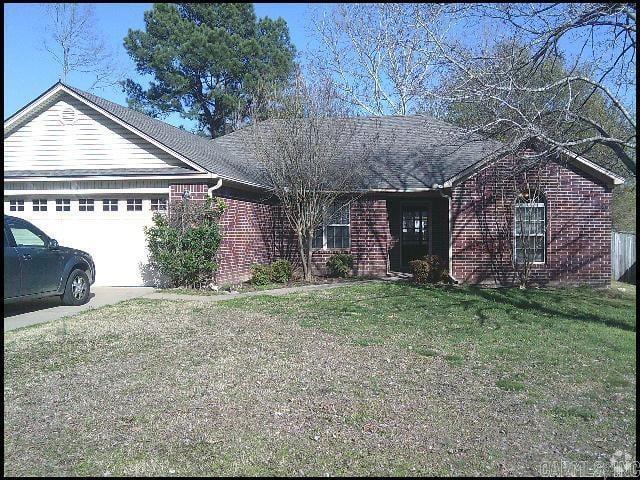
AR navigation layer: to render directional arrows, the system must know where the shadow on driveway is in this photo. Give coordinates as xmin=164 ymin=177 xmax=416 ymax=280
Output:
xmin=3 ymin=293 xmax=96 ymax=318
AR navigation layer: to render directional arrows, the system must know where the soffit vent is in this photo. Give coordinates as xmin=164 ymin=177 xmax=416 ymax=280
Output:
xmin=60 ymin=107 xmax=77 ymax=126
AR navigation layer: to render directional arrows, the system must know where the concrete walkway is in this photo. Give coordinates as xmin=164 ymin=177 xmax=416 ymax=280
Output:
xmin=143 ymin=280 xmax=375 ymax=302
xmin=4 ymin=287 xmax=155 ymax=332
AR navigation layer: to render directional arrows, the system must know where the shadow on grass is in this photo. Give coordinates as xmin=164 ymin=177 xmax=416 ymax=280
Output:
xmin=344 ymin=281 xmax=636 ymax=333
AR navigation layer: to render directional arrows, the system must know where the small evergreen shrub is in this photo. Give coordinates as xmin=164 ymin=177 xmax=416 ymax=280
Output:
xmin=270 ymin=259 xmax=293 ymax=283
xmin=408 ymin=255 xmax=446 ymax=284
xmin=327 ymin=253 xmax=354 ymax=278
xmin=250 ymin=264 xmax=273 ymax=285
xmin=145 ymin=197 xmax=225 ymax=288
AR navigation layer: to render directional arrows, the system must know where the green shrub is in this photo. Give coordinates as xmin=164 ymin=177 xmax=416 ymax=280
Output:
xmin=327 ymin=253 xmax=354 ymax=278
xmin=144 ymin=197 xmax=225 ymax=288
xmin=270 ymin=259 xmax=293 ymax=283
xmin=250 ymin=264 xmax=273 ymax=285
xmin=408 ymin=255 xmax=446 ymax=284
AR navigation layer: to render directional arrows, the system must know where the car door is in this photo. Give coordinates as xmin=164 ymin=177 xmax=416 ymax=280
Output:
xmin=3 ymin=226 xmax=21 ymax=299
xmin=5 ymin=218 xmax=64 ymax=296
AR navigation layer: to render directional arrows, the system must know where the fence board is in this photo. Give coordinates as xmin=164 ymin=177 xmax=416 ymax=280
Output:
xmin=611 ymin=232 xmax=636 ymax=284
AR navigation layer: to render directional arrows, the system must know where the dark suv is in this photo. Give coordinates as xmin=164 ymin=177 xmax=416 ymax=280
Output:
xmin=4 ymin=215 xmax=95 ymax=305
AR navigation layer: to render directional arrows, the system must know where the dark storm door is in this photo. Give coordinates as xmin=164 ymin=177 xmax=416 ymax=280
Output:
xmin=401 ymin=206 xmax=430 ymax=268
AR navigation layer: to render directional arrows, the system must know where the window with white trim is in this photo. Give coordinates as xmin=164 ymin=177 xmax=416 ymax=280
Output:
xmin=312 ymin=201 xmax=350 ymax=250
xmin=127 ymin=199 xmax=143 ymax=211
xmin=79 ymin=199 xmax=94 ymax=212
xmin=56 ymin=199 xmax=71 ymax=212
xmin=9 ymin=200 xmax=24 ymax=212
xmin=32 ymin=199 xmax=48 ymax=211
xmin=103 ymin=199 xmax=118 ymax=211
xmin=514 ymin=195 xmax=546 ymax=264
xmin=150 ymin=198 xmax=167 ymax=211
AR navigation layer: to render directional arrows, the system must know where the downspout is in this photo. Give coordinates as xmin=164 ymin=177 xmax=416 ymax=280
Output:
xmin=435 ymin=186 xmax=460 ymax=284
xmin=207 ymin=177 xmax=223 ymax=197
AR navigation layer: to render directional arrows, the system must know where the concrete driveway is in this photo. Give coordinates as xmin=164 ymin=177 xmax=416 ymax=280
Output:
xmin=4 ymin=287 xmax=155 ymax=332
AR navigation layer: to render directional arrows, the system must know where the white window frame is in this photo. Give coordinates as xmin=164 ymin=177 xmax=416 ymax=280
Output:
xmin=514 ymin=200 xmax=546 ymax=264
xmin=9 ymin=200 xmax=24 ymax=212
xmin=127 ymin=198 xmax=143 ymax=211
xmin=102 ymin=199 xmax=118 ymax=212
xmin=79 ymin=198 xmax=95 ymax=212
xmin=32 ymin=199 xmax=48 ymax=212
xmin=312 ymin=202 xmax=351 ymax=250
xmin=150 ymin=198 xmax=167 ymax=211
xmin=56 ymin=199 xmax=71 ymax=212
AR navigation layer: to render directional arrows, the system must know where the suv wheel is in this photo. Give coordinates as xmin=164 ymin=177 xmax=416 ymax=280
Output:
xmin=62 ymin=269 xmax=91 ymax=306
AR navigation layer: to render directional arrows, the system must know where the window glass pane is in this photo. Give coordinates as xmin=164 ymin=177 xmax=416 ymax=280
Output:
xmin=56 ymin=199 xmax=70 ymax=211
xmin=328 ymin=202 xmax=349 ymax=225
xmin=33 ymin=199 xmax=47 ymax=211
xmin=9 ymin=226 xmax=46 ymax=247
xmin=79 ymin=199 xmax=94 ymax=212
xmin=127 ymin=199 xmax=142 ymax=211
xmin=9 ymin=200 xmax=24 ymax=212
xmin=312 ymin=226 xmax=323 ymax=249
xmin=515 ymin=202 xmax=545 ymax=263
xmin=151 ymin=198 xmax=167 ymax=211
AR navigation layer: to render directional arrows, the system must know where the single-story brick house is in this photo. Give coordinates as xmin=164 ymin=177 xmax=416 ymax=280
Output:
xmin=4 ymin=82 xmax=624 ymax=286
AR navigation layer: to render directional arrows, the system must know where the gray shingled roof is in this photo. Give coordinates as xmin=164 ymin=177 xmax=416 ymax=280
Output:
xmin=213 ymin=116 xmax=506 ymax=190
xmin=7 ymin=82 xmax=507 ymax=190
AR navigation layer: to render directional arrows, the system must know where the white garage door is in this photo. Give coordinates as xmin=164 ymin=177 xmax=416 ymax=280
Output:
xmin=4 ymin=196 xmax=167 ymax=286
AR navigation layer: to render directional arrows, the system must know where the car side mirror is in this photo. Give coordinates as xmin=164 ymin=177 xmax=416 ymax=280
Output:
xmin=48 ymin=239 xmax=59 ymax=250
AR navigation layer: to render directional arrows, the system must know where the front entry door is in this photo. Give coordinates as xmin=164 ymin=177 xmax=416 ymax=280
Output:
xmin=401 ymin=206 xmax=430 ymax=268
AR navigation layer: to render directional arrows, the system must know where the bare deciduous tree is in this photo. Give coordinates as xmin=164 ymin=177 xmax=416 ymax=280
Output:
xmin=250 ymin=75 xmax=380 ymax=280
xmin=309 ymin=3 xmax=453 ymax=116
xmin=311 ymin=3 xmax=636 ymax=175
xmin=42 ymin=3 xmax=122 ymax=90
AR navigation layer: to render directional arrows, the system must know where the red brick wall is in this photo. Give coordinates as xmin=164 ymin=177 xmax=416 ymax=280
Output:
xmin=213 ymin=187 xmax=279 ymax=285
xmin=310 ymin=197 xmax=390 ymax=277
xmin=450 ymin=157 xmax=613 ymax=286
xmin=169 ymin=185 xmax=392 ymax=283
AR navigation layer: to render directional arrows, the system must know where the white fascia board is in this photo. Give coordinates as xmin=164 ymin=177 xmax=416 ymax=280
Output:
xmin=556 ymin=146 xmax=625 ymax=185
xmin=442 ymin=146 xmax=626 ymax=188
xmin=4 ymin=188 xmax=170 ymax=196
xmin=4 ymin=84 xmax=210 ymax=175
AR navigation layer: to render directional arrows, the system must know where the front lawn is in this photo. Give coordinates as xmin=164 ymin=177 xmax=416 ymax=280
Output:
xmin=4 ymin=282 xmax=636 ymax=476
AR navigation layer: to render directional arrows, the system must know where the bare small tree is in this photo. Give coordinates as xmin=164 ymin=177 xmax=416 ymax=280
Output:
xmin=250 ymin=75 xmax=380 ymax=281
xmin=42 ymin=3 xmax=122 ymax=90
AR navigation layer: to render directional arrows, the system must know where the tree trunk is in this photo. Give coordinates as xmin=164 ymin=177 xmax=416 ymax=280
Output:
xmin=297 ymin=231 xmax=309 ymax=281
xmin=306 ymin=234 xmax=314 ymax=282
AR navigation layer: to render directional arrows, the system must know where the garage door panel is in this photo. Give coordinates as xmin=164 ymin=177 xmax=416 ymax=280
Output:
xmin=3 ymin=196 xmax=165 ymax=286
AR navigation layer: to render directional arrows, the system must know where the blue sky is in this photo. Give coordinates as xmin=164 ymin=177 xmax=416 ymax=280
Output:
xmin=3 ymin=3 xmax=321 ymax=121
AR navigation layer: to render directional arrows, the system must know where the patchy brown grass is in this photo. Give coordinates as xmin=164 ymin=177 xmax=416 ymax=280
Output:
xmin=3 ymin=283 xmax=636 ymax=476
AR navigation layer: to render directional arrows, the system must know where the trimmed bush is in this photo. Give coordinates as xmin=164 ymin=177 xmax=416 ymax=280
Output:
xmin=327 ymin=253 xmax=354 ymax=278
xmin=144 ymin=197 xmax=225 ymax=288
xmin=270 ymin=259 xmax=293 ymax=283
xmin=408 ymin=255 xmax=446 ymax=284
xmin=250 ymin=264 xmax=272 ymax=285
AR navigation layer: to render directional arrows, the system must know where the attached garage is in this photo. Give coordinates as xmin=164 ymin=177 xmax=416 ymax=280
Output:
xmin=3 ymin=191 xmax=167 ymax=286
xmin=4 ymin=82 xmax=223 ymax=286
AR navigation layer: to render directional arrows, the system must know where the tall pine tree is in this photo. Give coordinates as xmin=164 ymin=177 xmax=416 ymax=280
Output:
xmin=123 ymin=3 xmax=295 ymax=138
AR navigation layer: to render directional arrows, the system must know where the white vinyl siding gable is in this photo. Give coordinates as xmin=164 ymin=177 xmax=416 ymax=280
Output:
xmin=4 ymin=94 xmax=188 ymax=172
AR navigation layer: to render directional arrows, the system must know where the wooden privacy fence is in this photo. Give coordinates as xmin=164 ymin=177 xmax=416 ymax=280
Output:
xmin=611 ymin=231 xmax=636 ymax=284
